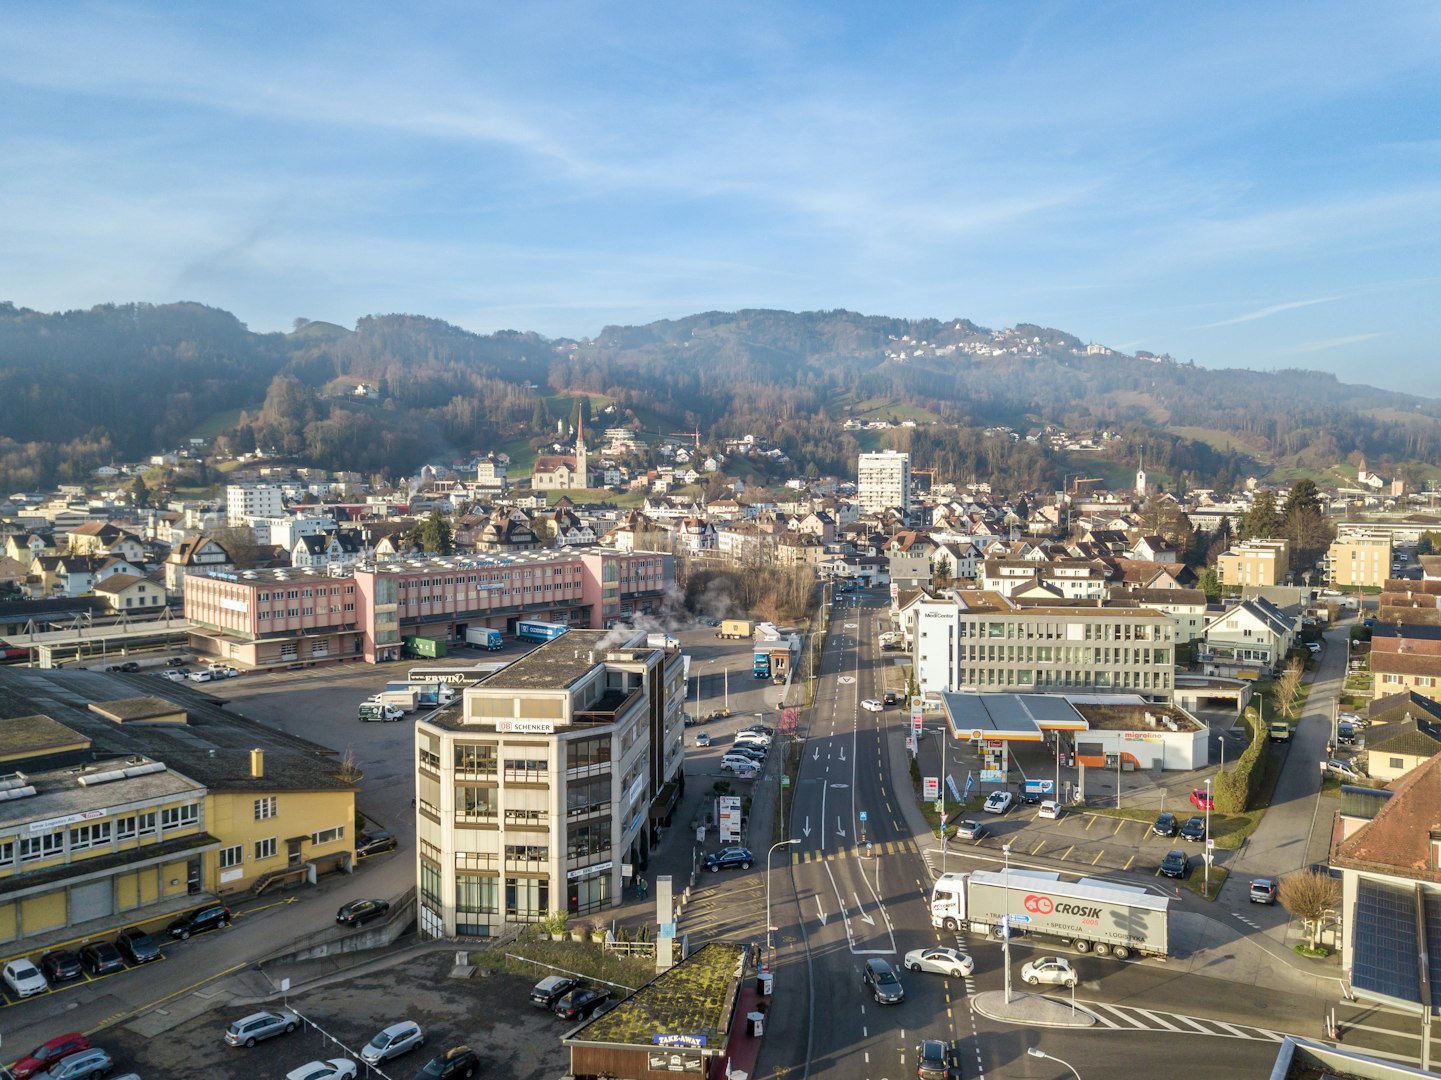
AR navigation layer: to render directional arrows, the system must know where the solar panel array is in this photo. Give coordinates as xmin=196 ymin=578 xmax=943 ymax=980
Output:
xmin=1352 ymin=877 xmax=1422 ymax=1005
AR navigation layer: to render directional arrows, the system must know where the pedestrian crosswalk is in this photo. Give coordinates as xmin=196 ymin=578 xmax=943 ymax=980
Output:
xmin=1080 ymin=1001 xmax=1288 ymax=1042
xmin=791 ymin=839 xmax=920 ymax=863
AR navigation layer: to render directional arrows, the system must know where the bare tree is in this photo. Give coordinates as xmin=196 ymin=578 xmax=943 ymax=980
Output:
xmin=1278 ymin=869 xmax=1341 ymax=949
xmin=1275 ymin=660 xmax=1304 ymax=719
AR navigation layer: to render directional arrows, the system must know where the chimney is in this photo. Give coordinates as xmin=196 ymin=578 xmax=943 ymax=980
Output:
xmin=250 ymin=748 xmax=265 ymax=778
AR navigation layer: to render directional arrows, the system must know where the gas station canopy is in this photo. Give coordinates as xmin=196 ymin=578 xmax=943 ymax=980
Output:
xmin=940 ymin=692 xmax=1091 ymax=743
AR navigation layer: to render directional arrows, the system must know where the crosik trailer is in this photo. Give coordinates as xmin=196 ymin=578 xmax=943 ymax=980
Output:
xmin=516 ymin=620 xmax=570 ymax=643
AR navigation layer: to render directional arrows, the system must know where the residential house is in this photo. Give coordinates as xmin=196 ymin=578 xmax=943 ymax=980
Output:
xmin=66 ymin=521 xmax=147 ymax=564
xmin=291 ymin=530 xmax=366 ymax=571
xmin=1128 ymin=534 xmax=1176 ymax=563
xmin=473 ymin=510 xmax=543 ymax=554
xmin=1199 ymin=597 xmax=1296 ymax=678
xmin=164 ymin=536 xmax=234 ymax=598
xmin=92 ymin=573 xmax=167 ymax=614
xmin=1370 ymin=624 xmax=1441 ymax=704
xmin=674 ymin=517 xmax=717 ymax=555
xmin=1363 ymin=715 xmax=1441 ymax=783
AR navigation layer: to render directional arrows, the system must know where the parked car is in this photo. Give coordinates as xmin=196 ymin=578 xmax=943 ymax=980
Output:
xmin=720 ymin=754 xmax=761 ymax=773
xmin=411 ymin=1046 xmax=479 ymax=1080
xmin=1189 ymin=788 xmax=1215 ymax=811
xmin=1159 ymin=849 xmax=1189 ymax=879
xmin=286 ymin=1059 xmax=358 ymax=1080
xmin=1152 ymin=812 xmax=1178 ymax=837
xmin=114 ymin=928 xmax=161 ymax=964
xmin=915 ymin=1039 xmax=957 ymax=1080
xmin=862 ymin=958 xmax=905 ymax=1004
xmin=159 ymin=670 xmax=185 ymax=682
xmin=530 ymin=976 xmax=577 ymax=1008
xmin=903 ymin=947 xmax=973 ymax=978
xmin=705 ymin=847 xmax=754 ymax=873
xmin=225 ymin=1009 xmax=299 ymax=1047
xmin=1268 ymin=721 xmax=1292 ymax=742
xmin=1336 ymin=722 xmax=1357 ymax=746
xmin=40 ymin=949 xmax=83 ymax=983
xmin=861 ymin=699 xmax=883 ymax=712
xmin=1037 ymin=800 xmax=1061 ymax=820
xmin=10 ymin=1034 xmax=91 ymax=1080
xmin=743 ymin=724 xmax=775 ymax=737
xmin=355 ymin=831 xmax=398 ymax=858
xmin=167 ymin=903 xmax=231 ymax=939
xmin=728 ymin=743 xmax=766 ymax=760
xmin=1020 ymin=956 xmax=1077 ymax=988
xmin=1339 ymin=712 xmax=1367 ymax=727
xmin=1306 ymin=641 xmax=1322 ymax=656
xmin=336 ymin=898 xmax=391 ymax=927
xmin=952 ymin=819 xmax=985 ymax=841
xmin=105 ymin=661 xmax=140 ymax=673
xmin=1322 ymin=758 xmax=1364 ymax=781
xmin=1249 ymin=878 xmax=1278 ymax=905
xmin=1180 ymin=816 xmax=1207 ymax=842
xmin=553 ymin=987 xmax=611 ymax=1021
xmin=3 ymin=958 xmax=48 ymax=997
xmin=361 ymin=1021 xmax=425 ymax=1065
xmin=693 ymin=731 xmax=712 ymax=747
xmin=79 ymin=942 xmax=125 ymax=976
xmin=187 ymin=669 xmax=214 ymax=683
xmin=982 ymin=791 xmax=1014 ymax=815
xmin=42 ymin=1047 xmax=113 ymax=1080
xmin=734 ymin=732 xmax=772 ymax=748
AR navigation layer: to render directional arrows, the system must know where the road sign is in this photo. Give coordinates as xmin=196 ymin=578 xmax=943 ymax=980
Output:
xmin=780 ymin=776 xmax=790 ymax=789
xmin=923 ymin=776 xmax=939 ymax=799
xmin=859 ymin=810 xmax=868 ymax=822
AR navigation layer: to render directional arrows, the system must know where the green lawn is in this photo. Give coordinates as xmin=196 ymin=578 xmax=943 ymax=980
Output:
xmin=187 ymin=405 xmax=254 ymax=440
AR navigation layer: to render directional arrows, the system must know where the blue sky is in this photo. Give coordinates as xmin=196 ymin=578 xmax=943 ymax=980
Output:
xmin=4 ymin=2 xmax=1439 ymax=394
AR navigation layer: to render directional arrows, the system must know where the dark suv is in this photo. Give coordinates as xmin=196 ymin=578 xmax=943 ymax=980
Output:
xmin=167 ymin=903 xmax=231 ymax=939
xmin=916 ymin=1039 xmax=957 ymax=1080
xmin=115 ymin=927 xmax=161 ymax=963
xmin=862 ymin=958 xmax=905 ymax=1004
xmin=412 ymin=1045 xmax=479 ymax=1080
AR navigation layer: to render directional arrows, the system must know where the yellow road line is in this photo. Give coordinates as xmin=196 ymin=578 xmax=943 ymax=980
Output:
xmin=1092 ymin=850 xmax=1105 ymax=865
xmin=1124 ymin=855 xmax=1135 ymax=870
xmin=1060 ymin=845 xmax=1074 ymax=860
xmin=86 ymin=960 xmax=248 ymax=1035
xmin=1113 ymin=819 xmax=1125 ymax=836
xmin=1031 ymin=841 xmax=1045 ymax=855
xmin=1085 ymin=816 xmax=1097 ymax=831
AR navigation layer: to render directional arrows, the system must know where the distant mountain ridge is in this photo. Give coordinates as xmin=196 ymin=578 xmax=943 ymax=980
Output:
xmin=0 ymin=300 xmax=1437 ymax=492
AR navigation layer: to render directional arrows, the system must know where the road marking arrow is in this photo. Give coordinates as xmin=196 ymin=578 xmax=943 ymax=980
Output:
xmin=838 ymin=747 xmax=847 ymax=762
xmin=815 ymin=896 xmax=828 ymax=925
xmin=836 ymin=817 xmax=847 ymax=838
xmin=854 ymin=892 xmax=875 ymax=925
xmin=813 ymin=746 xmax=821 ymax=761
xmin=803 ymin=816 xmax=811 ymax=838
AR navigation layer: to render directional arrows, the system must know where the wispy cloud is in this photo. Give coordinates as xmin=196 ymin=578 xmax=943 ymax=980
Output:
xmin=1200 ymin=296 xmax=1341 ymax=328
xmin=1285 ymin=333 xmax=1384 ymax=354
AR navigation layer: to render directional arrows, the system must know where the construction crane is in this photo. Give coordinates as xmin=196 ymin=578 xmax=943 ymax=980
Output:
xmin=1069 ymin=477 xmax=1104 ymax=493
xmin=667 ymin=427 xmax=703 ymax=453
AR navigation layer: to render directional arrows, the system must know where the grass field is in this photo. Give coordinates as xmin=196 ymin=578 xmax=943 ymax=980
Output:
xmin=187 ymin=406 xmax=254 ymax=440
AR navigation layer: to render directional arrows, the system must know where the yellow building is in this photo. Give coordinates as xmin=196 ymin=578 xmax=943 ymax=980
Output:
xmin=1216 ymin=538 xmax=1290 ymax=589
xmin=0 ymin=719 xmax=218 ymax=944
xmin=1328 ymin=534 xmax=1392 ymax=589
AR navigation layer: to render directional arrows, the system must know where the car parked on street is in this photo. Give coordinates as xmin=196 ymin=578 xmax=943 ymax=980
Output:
xmin=1322 ymin=758 xmax=1364 ymax=781
xmin=1020 ymin=956 xmax=1077 ymax=988
xmin=225 ymin=1009 xmax=299 ymax=1047
xmin=79 ymin=942 xmax=126 ymax=975
xmin=10 ymin=1034 xmax=92 ymax=1080
xmin=1268 ymin=721 xmax=1291 ymax=742
xmin=167 ymin=902 xmax=231 ymax=939
xmin=530 ymin=976 xmax=577 ymax=1008
xmin=105 ymin=661 xmax=141 ymax=673
xmin=862 ymin=958 xmax=905 ymax=1004
xmin=1189 ymin=788 xmax=1214 ymax=811
xmin=286 ymin=1058 xmax=357 ymax=1080
xmin=336 ymin=898 xmax=391 ymax=927
xmin=1159 ymin=849 xmax=1189 ymax=878
xmin=40 ymin=949 xmax=84 ymax=983
xmin=903 ymin=947 xmax=973 ymax=978
xmin=1249 ymin=878 xmax=1278 ymax=905
xmin=360 ymin=1021 xmax=425 ymax=1065
xmin=983 ymin=791 xmax=1014 ymax=815
xmin=114 ymin=928 xmax=161 ymax=964
xmin=41 ymin=1047 xmax=113 ymax=1080
xmin=1180 ymin=815 xmax=1208 ymax=842
xmin=3 ymin=958 xmax=48 ymax=998
xmin=1152 ymin=812 xmax=1178 ymax=837
xmin=734 ymin=731 xmax=771 ymax=747
xmin=553 ymin=987 xmax=611 ymax=1021
xmin=159 ymin=669 xmax=185 ymax=682
xmin=705 ymin=847 xmax=754 ymax=873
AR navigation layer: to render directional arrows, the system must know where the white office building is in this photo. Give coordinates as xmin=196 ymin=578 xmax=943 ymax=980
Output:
xmin=225 ymin=484 xmax=286 ymax=528
xmin=857 ymin=450 xmax=911 ymax=515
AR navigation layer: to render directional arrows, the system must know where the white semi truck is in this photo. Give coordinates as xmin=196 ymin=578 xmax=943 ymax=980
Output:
xmin=930 ymin=869 xmax=1169 ymax=961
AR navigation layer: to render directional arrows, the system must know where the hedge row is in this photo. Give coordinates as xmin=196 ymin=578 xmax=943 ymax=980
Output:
xmin=1214 ymin=706 xmax=1266 ymax=813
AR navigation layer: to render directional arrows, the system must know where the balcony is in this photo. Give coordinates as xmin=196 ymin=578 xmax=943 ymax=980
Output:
xmin=573 ymin=688 xmax=644 ymax=726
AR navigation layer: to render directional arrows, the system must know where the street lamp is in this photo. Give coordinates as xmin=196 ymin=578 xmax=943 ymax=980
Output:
xmin=1203 ymin=776 xmax=1213 ymax=898
xmin=1002 ymin=842 xmax=1013 ymax=1004
xmin=766 ymin=839 xmax=800 ymax=950
xmin=1027 ymin=1046 xmax=1081 ymax=1080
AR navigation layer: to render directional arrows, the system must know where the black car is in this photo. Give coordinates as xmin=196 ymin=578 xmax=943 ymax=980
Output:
xmin=553 ymin=986 xmax=611 ymax=1021
xmin=916 ymin=1039 xmax=957 ymax=1080
xmin=1159 ymin=849 xmax=1189 ymax=879
xmin=356 ymin=831 xmax=398 ymax=858
xmin=1016 ymin=789 xmax=1042 ymax=806
xmin=529 ymin=976 xmax=577 ymax=1008
xmin=105 ymin=661 xmax=141 ymax=673
xmin=1180 ymin=815 xmax=1207 ymax=842
xmin=78 ymin=941 xmax=126 ymax=975
xmin=883 ymin=691 xmax=897 ymax=706
xmin=167 ymin=903 xmax=231 ymax=939
xmin=115 ymin=928 xmax=161 ymax=964
xmin=40 ymin=949 xmax=83 ymax=982
xmin=337 ymin=898 xmax=391 ymax=927
xmin=412 ymin=1045 xmax=479 ymax=1080
xmin=1152 ymin=812 xmax=1178 ymax=837
xmin=705 ymin=847 xmax=754 ymax=873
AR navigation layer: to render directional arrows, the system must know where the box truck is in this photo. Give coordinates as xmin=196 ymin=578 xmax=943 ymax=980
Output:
xmin=929 ymin=869 xmax=1169 ymax=960
xmin=376 ymin=688 xmax=418 ymax=714
xmin=359 ymin=700 xmax=405 ymax=722
xmin=516 ymin=620 xmax=570 ymax=643
xmin=387 ymin=680 xmax=455 ymax=708
xmin=465 ymin=627 xmax=505 ymax=650
xmin=402 ymin=634 xmax=447 ymax=658
xmin=717 ymin=620 xmax=753 ymax=640
xmin=646 ymin=633 xmax=680 ymax=651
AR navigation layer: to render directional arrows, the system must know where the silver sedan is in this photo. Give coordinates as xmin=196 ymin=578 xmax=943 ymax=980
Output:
xmin=903 ymin=947 xmax=974 ymax=978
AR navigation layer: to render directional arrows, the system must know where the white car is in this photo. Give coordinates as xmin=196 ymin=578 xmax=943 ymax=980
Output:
xmin=360 ymin=1021 xmax=424 ymax=1065
xmin=693 ymin=731 xmax=711 ymax=747
xmin=1037 ymin=800 xmax=1061 ymax=820
xmin=3 ymin=958 xmax=48 ymax=997
xmin=187 ymin=669 xmax=214 ymax=683
xmin=903 ymin=947 xmax=974 ymax=978
xmin=983 ymin=791 xmax=1014 ymax=815
xmin=734 ymin=732 xmax=771 ymax=747
xmin=286 ymin=1059 xmax=358 ymax=1080
xmin=1020 ymin=956 xmax=1077 ymax=988
xmin=160 ymin=669 xmax=185 ymax=682
xmin=720 ymin=756 xmax=760 ymax=775
xmin=1339 ymin=712 xmax=1368 ymax=728
xmin=861 ymin=699 xmax=883 ymax=712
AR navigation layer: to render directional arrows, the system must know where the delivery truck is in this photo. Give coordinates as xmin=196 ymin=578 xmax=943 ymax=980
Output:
xmin=516 ymin=620 xmax=570 ymax=643
xmin=376 ymin=688 xmax=419 ymax=714
xmin=646 ymin=632 xmax=680 ymax=651
xmin=359 ymin=700 xmax=405 ymax=722
xmin=930 ymin=869 xmax=1169 ymax=960
xmin=717 ymin=619 xmax=753 ymax=640
xmin=387 ymin=680 xmax=455 ymax=708
xmin=465 ymin=627 xmax=505 ymax=650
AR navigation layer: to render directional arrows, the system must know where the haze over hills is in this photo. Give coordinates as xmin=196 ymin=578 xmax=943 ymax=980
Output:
xmin=2 ymin=300 xmax=1439 ymax=494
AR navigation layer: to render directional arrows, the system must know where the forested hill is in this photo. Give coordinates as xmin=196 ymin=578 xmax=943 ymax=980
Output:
xmin=2 ymin=300 xmax=1439 ymax=493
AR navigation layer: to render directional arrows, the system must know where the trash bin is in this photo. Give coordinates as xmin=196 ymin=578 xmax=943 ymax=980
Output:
xmin=747 ymin=1011 xmax=765 ymax=1037
xmin=757 ymin=971 xmax=774 ymax=996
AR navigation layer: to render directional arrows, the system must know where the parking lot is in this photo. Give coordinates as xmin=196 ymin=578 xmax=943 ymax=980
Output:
xmin=92 ymin=952 xmax=570 ymax=1080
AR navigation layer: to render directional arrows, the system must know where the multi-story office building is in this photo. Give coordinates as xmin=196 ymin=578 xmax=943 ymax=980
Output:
xmin=1216 ymin=538 xmax=1290 ymax=589
xmin=1327 ymin=534 xmax=1393 ymax=589
xmin=414 ymin=631 xmax=685 ymax=937
xmin=226 ymin=484 xmax=286 ymax=528
xmin=184 ymin=549 xmax=673 ymax=667
xmin=911 ymin=592 xmax=1175 ymax=701
xmin=857 ymin=450 xmax=911 ymax=516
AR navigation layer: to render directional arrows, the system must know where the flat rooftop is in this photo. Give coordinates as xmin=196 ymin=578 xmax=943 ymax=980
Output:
xmin=478 ymin=632 xmax=653 ymax=691
xmin=0 ymin=757 xmax=204 ymax=830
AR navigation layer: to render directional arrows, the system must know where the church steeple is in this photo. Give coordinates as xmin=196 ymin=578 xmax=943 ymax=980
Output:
xmin=575 ymin=411 xmax=588 ymax=490
xmin=1135 ymin=449 xmax=1148 ymax=500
